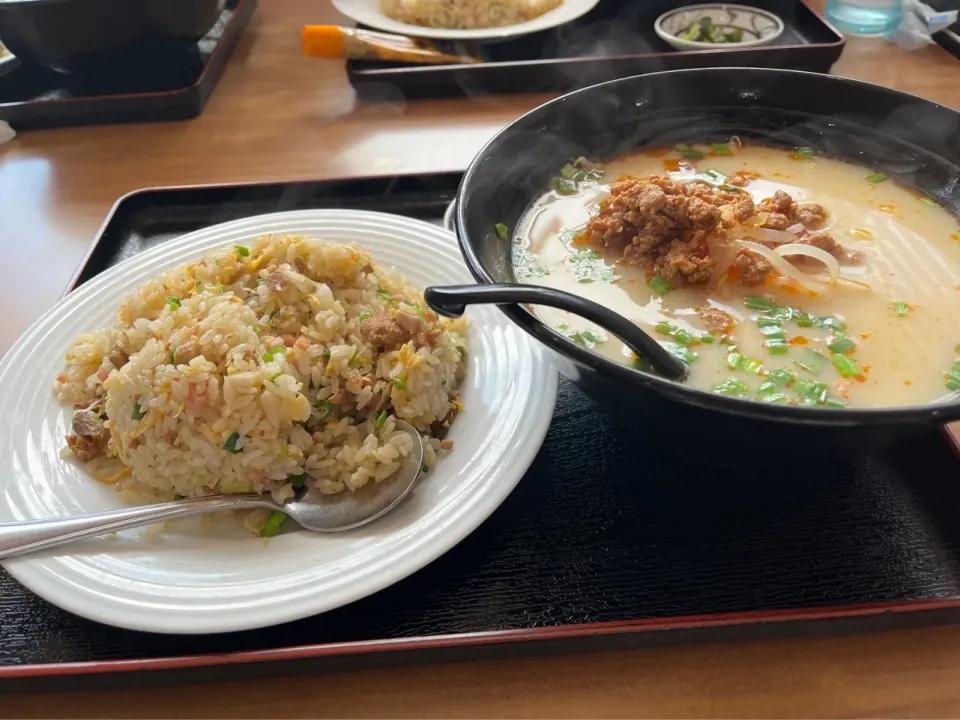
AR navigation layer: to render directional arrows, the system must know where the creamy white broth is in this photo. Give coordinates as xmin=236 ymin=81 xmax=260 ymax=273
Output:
xmin=513 ymin=145 xmax=960 ymax=408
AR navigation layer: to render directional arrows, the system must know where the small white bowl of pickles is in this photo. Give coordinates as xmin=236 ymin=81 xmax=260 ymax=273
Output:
xmin=655 ymin=4 xmax=785 ymax=51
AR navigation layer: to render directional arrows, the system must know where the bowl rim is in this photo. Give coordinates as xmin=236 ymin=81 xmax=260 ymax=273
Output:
xmin=653 ymin=3 xmax=786 ymax=49
xmin=454 ymin=66 xmax=960 ymax=426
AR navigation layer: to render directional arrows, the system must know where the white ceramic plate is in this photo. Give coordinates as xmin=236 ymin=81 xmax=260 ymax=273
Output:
xmin=331 ymin=0 xmax=600 ymax=41
xmin=0 ymin=210 xmax=557 ymax=634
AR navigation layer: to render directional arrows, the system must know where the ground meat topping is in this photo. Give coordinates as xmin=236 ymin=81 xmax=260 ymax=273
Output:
xmin=66 ymin=409 xmax=109 ymax=462
xmin=796 ymin=203 xmax=828 ymax=229
xmin=801 ymin=232 xmax=865 ymax=266
xmin=579 ymin=177 xmax=838 ymax=289
xmin=359 ymin=311 xmax=413 ymax=350
xmin=733 ymin=250 xmax=774 ymax=286
xmin=699 ymin=307 xmax=735 ymax=333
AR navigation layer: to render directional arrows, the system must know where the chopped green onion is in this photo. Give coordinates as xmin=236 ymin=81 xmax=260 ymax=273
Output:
xmin=358 ymin=312 xmax=372 ymax=323
xmin=374 ymin=410 xmax=389 ymax=431
xmin=757 ymin=316 xmax=782 ymax=328
xmin=223 ymin=432 xmax=242 ymax=454
xmin=744 ymin=296 xmax=773 ymax=311
xmin=831 ymin=353 xmax=862 ymax=378
xmin=720 ymin=335 xmax=737 ymax=346
xmin=167 ymin=296 xmax=181 ymax=310
xmin=287 ymin=473 xmax=308 ymax=489
xmin=673 ymin=330 xmax=695 ymax=345
xmin=866 ymin=172 xmax=888 ymax=183
xmin=376 ymin=290 xmax=394 ymax=303
xmin=756 ymin=381 xmax=789 ymax=403
xmin=894 ymin=301 xmax=908 ymax=317
xmin=259 ymin=511 xmax=286 ymax=538
xmin=494 ymin=223 xmax=509 ymax=241
xmin=827 ymin=335 xmax=856 ymax=354
xmin=271 ymin=373 xmax=282 ymax=382
xmin=759 ymin=325 xmax=785 ymax=340
xmin=922 ymin=197 xmax=938 ymax=207
xmin=794 ymin=312 xmax=815 ymax=328
xmin=234 ymin=245 xmax=250 ymax=257
xmin=132 ymin=402 xmax=146 ymax=421
xmin=169 ymin=348 xmax=176 ymax=365
xmin=768 ymin=368 xmax=796 ymax=387
xmin=391 ymin=375 xmax=407 ymax=389
xmin=770 ymin=306 xmax=794 ymax=322
xmin=348 ymin=348 xmax=360 ymax=366
xmin=317 ymin=399 xmax=336 ymax=420
xmin=816 ymin=315 xmax=847 ymax=332
xmin=765 ymin=339 xmax=789 ymax=355
xmin=946 ymin=372 xmax=960 ymax=392
xmin=824 ymin=397 xmax=847 ymax=408
xmin=713 ymin=377 xmax=750 ymax=397
xmin=560 ymin=163 xmax=578 ymax=179
xmin=661 ymin=342 xmax=698 ymax=364
xmin=675 ymin=143 xmax=691 ymax=152
xmin=655 ymin=322 xmax=674 ymax=335
xmin=711 ymin=143 xmax=732 ymax=155
xmin=264 ymin=346 xmax=285 ymax=363
xmin=631 ymin=355 xmax=652 ymax=372
xmin=700 ymin=333 xmax=716 ymax=344
xmin=648 ymin=275 xmax=672 ymax=296
xmin=569 ymin=329 xmax=606 ymax=349
xmin=796 ymin=147 xmax=815 ymax=159
xmin=794 ymin=348 xmax=829 ymax=375
xmin=729 ymin=354 xmax=765 ymax=374
xmin=553 ymin=177 xmax=578 ymax=194
xmin=681 ymin=149 xmax=704 ymax=160
xmin=795 ymin=379 xmax=828 ymax=404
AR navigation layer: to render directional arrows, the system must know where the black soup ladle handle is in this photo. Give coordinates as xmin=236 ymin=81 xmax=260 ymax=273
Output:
xmin=423 ymin=284 xmax=688 ymax=382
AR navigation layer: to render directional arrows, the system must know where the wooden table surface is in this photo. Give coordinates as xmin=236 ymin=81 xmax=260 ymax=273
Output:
xmin=4 ymin=0 xmax=960 ymax=716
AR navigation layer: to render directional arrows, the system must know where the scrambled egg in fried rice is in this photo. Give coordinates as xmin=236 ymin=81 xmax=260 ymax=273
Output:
xmin=53 ymin=235 xmax=466 ymax=531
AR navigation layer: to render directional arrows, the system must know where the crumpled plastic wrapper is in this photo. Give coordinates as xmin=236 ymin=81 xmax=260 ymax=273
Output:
xmin=0 ymin=120 xmax=14 ymax=145
xmin=886 ymin=0 xmax=959 ymax=50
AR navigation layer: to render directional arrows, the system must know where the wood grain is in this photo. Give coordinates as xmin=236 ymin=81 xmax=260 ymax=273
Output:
xmin=4 ymin=0 xmax=960 ymax=715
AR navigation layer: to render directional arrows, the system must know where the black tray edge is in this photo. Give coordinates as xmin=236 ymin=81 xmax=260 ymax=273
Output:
xmin=346 ymin=0 xmax=846 ymax=99
xmin=2 ymin=598 xmax=960 ymax=687
xmin=30 ymin=171 xmax=960 ymax=685
xmin=0 ymin=0 xmax=257 ymax=130
xmin=62 ymin=170 xmax=466 ymax=297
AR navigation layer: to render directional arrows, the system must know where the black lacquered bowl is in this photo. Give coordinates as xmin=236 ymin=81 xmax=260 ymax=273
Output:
xmin=450 ymin=67 xmax=960 ymax=460
xmin=0 ymin=0 xmax=225 ymax=75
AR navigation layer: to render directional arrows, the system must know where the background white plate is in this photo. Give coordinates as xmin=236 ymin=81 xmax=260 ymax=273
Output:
xmin=331 ymin=0 xmax=600 ymax=41
xmin=0 ymin=210 xmax=557 ymax=634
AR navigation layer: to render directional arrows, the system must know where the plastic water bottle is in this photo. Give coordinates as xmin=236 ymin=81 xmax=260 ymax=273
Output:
xmin=825 ymin=0 xmax=902 ymax=35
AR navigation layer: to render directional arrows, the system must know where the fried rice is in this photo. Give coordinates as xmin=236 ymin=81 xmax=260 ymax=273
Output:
xmin=378 ymin=0 xmax=562 ymax=29
xmin=53 ymin=235 xmax=467 ymax=530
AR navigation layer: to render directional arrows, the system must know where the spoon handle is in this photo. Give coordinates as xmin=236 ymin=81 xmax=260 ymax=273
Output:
xmin=0 ymin=494 xmax=280 ymax=560
xmin=424 ymin=283 xmax=688 ymax=381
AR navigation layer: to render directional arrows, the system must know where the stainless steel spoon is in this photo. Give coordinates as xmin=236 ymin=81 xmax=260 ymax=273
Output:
xmin=0 ymin=419 xmax=424 ymax=560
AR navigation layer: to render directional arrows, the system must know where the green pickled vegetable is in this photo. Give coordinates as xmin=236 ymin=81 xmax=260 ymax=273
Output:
xmin=831 ymin=353 xmax=862 ymax=378
xmin=713 ymin=377 xmax=750 ymax=397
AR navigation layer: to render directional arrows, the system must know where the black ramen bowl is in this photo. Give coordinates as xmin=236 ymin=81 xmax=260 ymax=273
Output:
xmin=0 ymin=0 xmax=225 ymax=75
xmin=448 ymin=67 xmax=960 ymax=461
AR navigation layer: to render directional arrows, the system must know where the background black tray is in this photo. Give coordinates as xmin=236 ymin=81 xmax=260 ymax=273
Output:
xmin=347 ymin=0 xmax=844 ymax=100
xmin=0 ymin=0 xmax=255 ymax=130
xmin=5 ymin=172 xmax=960 ymax=692
xmin=931 ymin=0 xmax=960 ymax=59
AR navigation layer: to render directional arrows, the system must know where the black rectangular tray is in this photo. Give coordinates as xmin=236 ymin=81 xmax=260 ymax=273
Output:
xmin=0 ymin=0 xmax=256 ymax=131
xmin=931 ymin=0 xmax=960 ymax=59
xmin=5 ymin=171 xmax=960 ymax=692
xmin=347 ymin=0 xmax=844 ymax=100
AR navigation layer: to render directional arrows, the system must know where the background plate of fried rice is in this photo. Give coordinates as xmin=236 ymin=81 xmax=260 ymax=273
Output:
xmin=331 ymin=0 xmax=600 ymax=41
xmin=0 ymin=210 xmax=557 ymax=634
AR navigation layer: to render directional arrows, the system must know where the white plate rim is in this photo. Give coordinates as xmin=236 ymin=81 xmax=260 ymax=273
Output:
xmin=0 ymin=209 xmax=558 ymax=634
xmin=331 ymin=0 xmax=600 ymax=41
